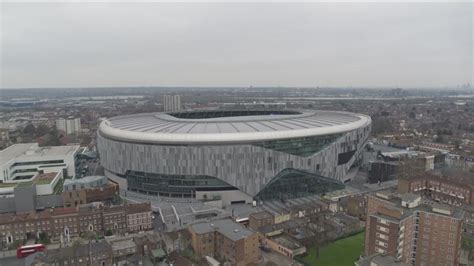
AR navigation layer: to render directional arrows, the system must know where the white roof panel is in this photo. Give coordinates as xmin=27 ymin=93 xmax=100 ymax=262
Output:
xmin=99 ymin=110 xmax=371 ymax=144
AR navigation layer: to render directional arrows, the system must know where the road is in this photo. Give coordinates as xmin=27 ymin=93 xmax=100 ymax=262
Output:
xmin=0 ymin=256 xmax=24 ymax=266
xmin=152 ymin=211 xmax=166 ymax=231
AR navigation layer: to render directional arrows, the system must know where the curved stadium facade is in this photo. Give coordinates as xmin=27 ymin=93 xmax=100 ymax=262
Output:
xmin=97 ymin=110 xmax=371 ymax=201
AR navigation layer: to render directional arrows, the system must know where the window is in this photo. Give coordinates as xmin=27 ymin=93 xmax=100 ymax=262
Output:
xmin=377 ymin=225 xmax=389 ymax=233
xmin=376 ymin=232 xmax=388 ymax=240
xmin=375 ymin=247 xmax=385 ymax=254
xmin=337 ymin=150 xmax=356 ymax=165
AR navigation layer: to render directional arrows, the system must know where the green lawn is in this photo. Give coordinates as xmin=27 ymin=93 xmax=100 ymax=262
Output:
xmin=462 ymin=235 xmax=474 ymax=250
xmin=301 ymin=231 xmax=365 ymax=266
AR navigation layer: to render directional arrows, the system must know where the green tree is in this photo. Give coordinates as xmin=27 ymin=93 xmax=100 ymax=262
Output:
xmin=35 ymin=124 xmax=50 ymax=137
xmin=105 ymin=229 xmax=113 ymax=236
xmin=37 ymin=232 xmax=51 ymax=245
xmin=372 ymin=117 xmax=394 ymax=134
xmin=44 ymin=128 xmax=61 ymax=146
xmin=23 ymin=123 xmax=36 ymax=134
xmin=435 ymin=135 xmax=445 ymax=143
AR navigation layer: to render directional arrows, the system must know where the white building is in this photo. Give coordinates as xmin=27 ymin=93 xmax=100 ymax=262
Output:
xmin=56 ymin=117 xmax=81 ymax=135
xmin=163 ymin=95 xmax=182 ymax=112
xmin=56 ymin=118 xmax=67 ymax=133
xmin=0 ymin=143 xmax=80 ymax=183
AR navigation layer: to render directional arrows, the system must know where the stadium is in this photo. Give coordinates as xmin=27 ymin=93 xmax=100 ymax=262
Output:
xmin=97 ymin=110 xmax=371 ymax=203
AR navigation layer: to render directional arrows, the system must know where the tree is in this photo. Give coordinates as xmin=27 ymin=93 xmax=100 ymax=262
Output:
xmin=23 ymin=123 xmax=35 ymax=134
xmin=8 ymin=240 xmax=22 ymax=250
xmin=435 ymin=135 xmax=445 ymax=143
xmin=409 ymin=112 xmax=415 ymax=119
xmin=37 ymin=232 xmax=50 ymax=245
xmin=35 ymin=124 xmax=50 ymax=137
xmin=105 ymin=229 xmax=113 ymax=236
xmin=453 ymin=139 xmax=462 ymax=149
xmin=372 ymin=117 xmax=394 ymax=134
xmin=71 ymin=238 xmax=84 ymax=248
xmin=81 ymin=135 xmax=92 ymax=146
xmin=44 ymin=128 xmax=61 ymax=146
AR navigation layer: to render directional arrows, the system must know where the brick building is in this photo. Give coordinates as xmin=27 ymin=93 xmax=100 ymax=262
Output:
xmin=188 ymin=219 xmax=260 ymax=266
xmin=62 ymin=176 xmax=119 ymax=207
xmin=248 ymin=211 xmax=274 ymax=231
xmin=125 ymin=203 xmax=153 ymax=233
xmin=398 ymin=170 xmax=474 ymax=206
xmin=365 ymin=190 xmax=464 ymax=266
xmin=32 ymin=241 xmax=113 ymax=266
xmin=341 ymin=195 xmax=367 ymax=220
xmin=77 ymin=204 xmax=104 ymax=236
xmin=49 ymin=207 xmax=79 ymax=243
xmin=0 ymin=202 xmax=152 ymax=249
xmin=103 ymin=205 xmax=127 ymax=235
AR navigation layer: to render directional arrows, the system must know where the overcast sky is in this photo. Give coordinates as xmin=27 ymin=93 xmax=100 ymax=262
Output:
xmin=1 ymin=2 xmax=472 ymax=89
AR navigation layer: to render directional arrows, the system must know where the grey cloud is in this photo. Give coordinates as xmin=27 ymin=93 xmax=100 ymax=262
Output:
xmin=0 ymin=2 xmax=472 ymax=88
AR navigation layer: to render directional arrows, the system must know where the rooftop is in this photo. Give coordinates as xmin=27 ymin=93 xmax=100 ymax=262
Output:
xmin=356 ymin=253 xmax=405 ymax=266
xmin=125 ymin=202 xmax=152 ymax=214
xmin=37 ymin=241 xmax=111 ymax=262
xmin=34 ymin=172 xmax=58 ymax=185
xmin=0 ymin=143 xmax=80 ymax=166
xmin=400 ymin=169 xmax=474 ymax=189
xmin=370 ymin=189 xmax=465 ymax=220
xmin=400 ymin=193 xmax=421 ymax=203
xmin=249 ymin=211 xmax=273 ymax=220
xmin=63 ymin=175 xmax=106 ymax=187
xmin=269 ymin=235 xmax=303 ymax=250
xmin=190 ymin=219 xmax=256 ymax=241
xmin=99 ymin=110 xmax=371 ymax=144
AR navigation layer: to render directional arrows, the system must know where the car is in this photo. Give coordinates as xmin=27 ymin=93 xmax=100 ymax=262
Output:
xmin=260 ymin=245 xmax=271 ymax=253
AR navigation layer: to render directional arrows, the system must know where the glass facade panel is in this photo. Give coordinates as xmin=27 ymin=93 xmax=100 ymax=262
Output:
xmin=126 ymin=171 xmax=237 ymax=198
xmin=252 ymin=134 xmax=342 ymax=157
xmin=337 ymin=150 xmax=357 ymax=165
xmin=10 ymin=160 xmax=64 ymax=167
xmin=255 ymin=168 xmax=345 ymax=201
xmin=168 ymin=110 xmax=301 ymax=119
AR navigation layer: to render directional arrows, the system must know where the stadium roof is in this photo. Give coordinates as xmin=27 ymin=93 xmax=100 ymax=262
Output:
xmin=99 ymin=110 xmax=371 ymax=144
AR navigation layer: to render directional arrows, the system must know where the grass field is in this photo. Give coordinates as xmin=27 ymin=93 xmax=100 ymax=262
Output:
xmin=301 ymin=231 xmax=365 ymax=266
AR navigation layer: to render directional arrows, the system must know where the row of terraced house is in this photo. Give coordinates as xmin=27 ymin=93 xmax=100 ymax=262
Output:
xmin=0 ymin=202 xmax=152 ymax=249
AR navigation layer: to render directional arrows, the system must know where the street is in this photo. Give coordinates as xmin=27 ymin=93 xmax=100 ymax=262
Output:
xmin=0 ymin=256 xmax=24 ymax=266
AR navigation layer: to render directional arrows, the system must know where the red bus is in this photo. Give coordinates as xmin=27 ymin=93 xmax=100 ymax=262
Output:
xmin=16 ymin=244 xmax=45 ymax=258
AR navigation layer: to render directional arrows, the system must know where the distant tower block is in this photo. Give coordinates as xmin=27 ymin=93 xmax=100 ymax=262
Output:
xmin=163 ymin=95 xmax=182 ymax=112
